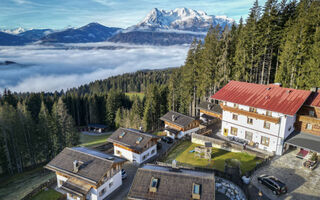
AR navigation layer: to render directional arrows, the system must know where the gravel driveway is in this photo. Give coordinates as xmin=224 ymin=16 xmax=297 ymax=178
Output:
xmin=251 ymin=149 xmax=320 ymax=200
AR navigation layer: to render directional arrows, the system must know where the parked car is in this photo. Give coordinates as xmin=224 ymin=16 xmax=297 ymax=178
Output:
xmin=257 ymin=174 xmax=287 ymax=195
xmin=161 ymin=136 xmax=173 ymax=144
xmin=121 ymin=169 xmax=127 ymax=180
xmin=157 ymin=142 xmax=162 ymax=150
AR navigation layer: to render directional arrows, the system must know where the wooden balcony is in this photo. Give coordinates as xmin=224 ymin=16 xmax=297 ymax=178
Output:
xmin=220 ymin=104 xmax=280 ymax=124
xmin=296 ymin=115 xmax=320 ymax=124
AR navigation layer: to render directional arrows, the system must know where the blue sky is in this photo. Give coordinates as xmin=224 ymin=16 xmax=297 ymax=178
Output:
xmin=0 ymin=0 xmax=266 ymax=29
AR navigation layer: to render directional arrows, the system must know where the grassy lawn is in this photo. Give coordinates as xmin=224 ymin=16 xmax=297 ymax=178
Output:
xmin=152 ymin=131 xmax=167 ymax=136
xmin=0 ymin=167 xmax=55 ymax=200
xmin=79 ymin=132 xmax=111 ymax=147
xmin=125 ymin=92 xmax=145 ymax=100
xmin=163 ymin=141 xmax=262 ymax=174
xmin=32 ymin=189 xmax=62 ymax=200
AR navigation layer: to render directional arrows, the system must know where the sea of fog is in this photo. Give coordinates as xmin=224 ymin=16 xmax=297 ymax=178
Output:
xmin=0 ymin=42 xmax=189 ymax=93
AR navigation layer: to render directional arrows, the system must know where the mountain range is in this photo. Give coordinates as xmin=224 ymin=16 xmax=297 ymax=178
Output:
xmin=0 ymin=8 xmax=234 ymax=46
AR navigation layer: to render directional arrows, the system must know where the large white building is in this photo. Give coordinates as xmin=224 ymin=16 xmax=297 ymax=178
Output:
xmin=45 ymin=147 xmax=126 ymax=200
xmin=108 ymin=128 xmax=159 ymax=164
xmin=211 ymin=81 xmax=311 ymax=155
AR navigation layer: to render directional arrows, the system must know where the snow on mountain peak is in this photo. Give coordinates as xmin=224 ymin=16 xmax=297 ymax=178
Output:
xmin=1 ymin=27 xmax=26 ymax=35
xmin=136 ymin=8 xmax=234 ymax=32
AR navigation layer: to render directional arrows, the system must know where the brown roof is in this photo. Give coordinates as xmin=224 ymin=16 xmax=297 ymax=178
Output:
xmin=197 ymin=102 xmax=222 ymax=114
xmin=160 ymin=111 xmax=196 ymax=128
xmin=108 ymin=128 xmax=159 ymax=152
xmin=45 ymin=147 xmax=125 ymax=184
xmin=211 ymin=81 xmax=311 ymax=116
xmin=128 ymin=165 xmax=215 ymax=200
xmin=305 ymin=92 xmax=320 ymax=107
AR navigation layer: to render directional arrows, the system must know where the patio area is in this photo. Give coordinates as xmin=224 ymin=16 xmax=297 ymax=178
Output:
xmin=163 ymin=141 xmax=263 ymax=174
xmin=251 ymin=148 xmax=320 ymax=200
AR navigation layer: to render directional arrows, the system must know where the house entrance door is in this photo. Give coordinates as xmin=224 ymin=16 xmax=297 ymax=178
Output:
xmin=223 ymin=128 xmax=228 ymax=136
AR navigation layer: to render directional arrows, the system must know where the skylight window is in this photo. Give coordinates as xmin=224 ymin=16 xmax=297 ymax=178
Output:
xmin=136 ymin=136 xmax=143 ymax=144
xmin=119 ymin=132 xmax=126 ymax=138
xmin=149 ymin=177 xmax=159 ymax=192
xmin=192 ymin=183 xmax=201 ymax=199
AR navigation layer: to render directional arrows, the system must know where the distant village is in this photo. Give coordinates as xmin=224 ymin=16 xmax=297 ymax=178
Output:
xmin=45 ymin=80 xmax=320 ymax=200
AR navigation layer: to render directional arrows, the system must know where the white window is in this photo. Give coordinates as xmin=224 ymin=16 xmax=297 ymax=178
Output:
xmin=309 ymin=111 xmax=315 ymax=117
xmin=245 ymin=131 xmax=253 ymax=141
xmin=99 ymin=188 xmax=106 ymax=196
xmin=233 ymin=103 xmax=238 ymax=108
xmin=232 ymin=114 xmax=238 ymax=120
xmin=249 ymin=107 xmax=257 ymax=112
xmin=306 ymin=123 xmax=313 ymax=130
xmin=247 ymin=118 xmax=253 ymax=125
xmin=264 ymin=121 xmax=271 ymax=129
xmin=109 ymin=179 xmax=113 ymax=188
xmin=231 ymin=127 xmax=238 ymax=136
xmin=261 ymin=136 xmax=270 ymax=146
xmin=266 ymin=111 xmax=272 ymax=117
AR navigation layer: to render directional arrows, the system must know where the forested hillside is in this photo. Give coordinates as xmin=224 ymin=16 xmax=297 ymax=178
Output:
xmin=168 ymin=0 xmax=320 ymax=116
xmin=0 ymin=0 xmax=319 ymax=176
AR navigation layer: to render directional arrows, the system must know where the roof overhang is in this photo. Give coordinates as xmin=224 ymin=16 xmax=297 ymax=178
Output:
xmin=285 ymin=131 xmax=320 ymax=153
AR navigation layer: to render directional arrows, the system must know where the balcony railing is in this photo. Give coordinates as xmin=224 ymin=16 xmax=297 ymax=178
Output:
xmin=220 ymin=104 xmax=280 ymax=124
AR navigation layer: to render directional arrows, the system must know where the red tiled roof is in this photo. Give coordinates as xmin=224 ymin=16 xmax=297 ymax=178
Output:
xmin=305 ymin=92 xmax=320 ymax=107
xmin=211 ymin=81 xmax=311 ymax=116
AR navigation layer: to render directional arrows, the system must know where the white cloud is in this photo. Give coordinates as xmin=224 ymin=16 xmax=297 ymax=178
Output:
xmin=0 ymin=43 xmax=188 ymax=93
xmin=91 ymin=0 xmax=116 ymax=7
xmin=11 ymin=0 xmax=31 ymax=4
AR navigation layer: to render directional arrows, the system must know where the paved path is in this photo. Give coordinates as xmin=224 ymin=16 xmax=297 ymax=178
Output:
xmin=251 ymin=149 xmax=320 ymax=200
xmin=105 ymin=163 xmax=138 ymax=200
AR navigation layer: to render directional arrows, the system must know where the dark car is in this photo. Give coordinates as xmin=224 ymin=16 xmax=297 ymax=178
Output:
xmin=121 ymin=169 xmax=127 ymax=180
xmin=157 ymin=142 xmax=162 ymax=150
xmin=161 ymin=136 xmax=174 ymax=144
xmin=257 ymin=174 xmax=287 ymax=195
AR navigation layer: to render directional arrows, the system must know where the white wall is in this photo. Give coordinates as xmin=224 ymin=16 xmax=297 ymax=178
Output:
xmin=221 ymin=102 xmax=294 ymax=155
xmin=114 ymin=144 xmax=157 ymax=164
xmin=57 ymin=174 xmax=68 ymax=187
xmin=165 ymin=126 xmax=199 ymax=139
xmin=114 ymin=145 xmax=133 ymax=162
xmin=88 ymin=171 xmax=122 ymax=200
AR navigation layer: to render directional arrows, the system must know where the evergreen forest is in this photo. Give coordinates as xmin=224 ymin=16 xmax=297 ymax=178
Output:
xmin=0 ymin=0 xmax=319 ymax=176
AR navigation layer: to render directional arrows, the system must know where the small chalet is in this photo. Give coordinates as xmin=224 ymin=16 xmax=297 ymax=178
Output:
xmin=127 ymin=164 xmax=215 ymax=200
xmin=197 ymin=101 xmax=222 ymax=122
xmin=45 ymin=147 xmax=126 ymax=200
xmin=108 ymin=128 xmax=159 ymax=164
xmin=211 ymin=81 xmax=311 ymax=155
xmin=87 ymin=124 xmax=107 ymax=133
xmin=285 ymin=89 xmax=320 ymax=158
xmin=160 ymin=111 xmax=200 ymax=139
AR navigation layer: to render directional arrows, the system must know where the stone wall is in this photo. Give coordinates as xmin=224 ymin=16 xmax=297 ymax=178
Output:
xmin=215 ymin=177 xmax=247 ymax=200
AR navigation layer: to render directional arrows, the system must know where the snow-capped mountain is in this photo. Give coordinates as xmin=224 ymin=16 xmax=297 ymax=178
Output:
xmin=1 ymin=27 xmax=26 ymax=35
xmin=132 ymin=8 xmax=234 ymax=32
xmin=108 ymin=8 xmax=235 ymax=45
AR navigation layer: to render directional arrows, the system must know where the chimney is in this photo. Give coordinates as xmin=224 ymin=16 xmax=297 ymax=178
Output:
xmin=311 ymin=87 xmax=320 ymax=93
xmin=172 ymin=160 xmax=177 ymax=169
xmin=272 ymin=83 xmax=282 ymax=87
xmin=172 ymin=115 xmax=175 ymax=122
xmin=73 ymin=160 xmax=79 ymax=173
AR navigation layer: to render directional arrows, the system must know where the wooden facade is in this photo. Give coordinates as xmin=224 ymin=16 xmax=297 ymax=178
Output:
xmin=165 ymin=120 xmax=200 ymax=131
xmin=114 ymin=139 xmax=157 ymax=154
xmin=199 ymin=109 xmax=222 ymax=119
xmin=295 ymin=106 xmax=320 ymax=136
xmin=220 ymin=104 xmax=280 ymax=124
